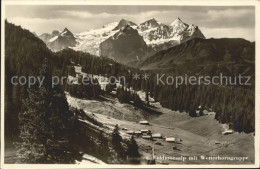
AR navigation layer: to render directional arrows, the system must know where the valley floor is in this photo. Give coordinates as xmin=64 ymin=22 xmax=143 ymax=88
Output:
xmin=5 ymin=92 xmax=254 ymax=165
xmin=66 ymin=93 xmax=255 ymax=165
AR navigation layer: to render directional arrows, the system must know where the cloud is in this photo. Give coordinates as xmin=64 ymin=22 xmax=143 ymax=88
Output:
xmin=59 ymin=10 xmax=172 ymax=21
xmin=60 ymin=11 xmax=116 ymax=18
xmin=202 ymin=8 xmax=255 ymax=28
xmin=201 ymin=27 xmax=255 ymax=42
xmin=7 ymin=17 xmax=69 ymax=35
xmin=207 ymin=8 xmax=254 ymax=20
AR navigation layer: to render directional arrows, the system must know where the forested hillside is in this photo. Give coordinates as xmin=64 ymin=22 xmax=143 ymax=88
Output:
xmin=139 ymin=38 xmax=255 ymax=132
xmin=5 ymin=21 xmax=140 ymax=164
xmin=5 ymin=21 xmax=52 ymax=137
xmin=5 ymin=20 xmax=255 ymax=142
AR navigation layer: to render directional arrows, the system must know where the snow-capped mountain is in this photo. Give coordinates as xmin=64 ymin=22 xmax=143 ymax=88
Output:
xmin=39 ymin=28 xmax=77 ymax=52
xmin=138 ymin=17 xmax=205 ymax=49
xmin=40 ymin=17 xmax=205 ymax=56
xmin=182 ymin=24 xmax=205 ymax=42
xmin=112 ymin=19 xmax=137 ymax=31
xmin=170 ymin=17 xmax=189 ymax=34
xmin=139 ymin=18 xmax=160 ymax=31
xmin=39 ymin=30 xmax=61 ymax=43
xmin=100 ymin=25 xmax=153 ymax=64
xmin=72 ymin=22 xmax=119 ymax=55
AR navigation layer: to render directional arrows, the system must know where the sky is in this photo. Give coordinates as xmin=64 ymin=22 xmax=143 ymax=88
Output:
xmin=5 ymin=5 xmax=255 ymax=41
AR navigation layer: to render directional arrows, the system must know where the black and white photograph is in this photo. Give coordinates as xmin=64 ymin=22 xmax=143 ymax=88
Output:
xmin=1 ymin=0 xmax=259 ymax=168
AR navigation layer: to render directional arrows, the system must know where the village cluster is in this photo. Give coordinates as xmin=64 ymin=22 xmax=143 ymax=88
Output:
xmin=122 ymin=120 xmax=181 ymax=144
xmin=120 ymin=119 xmax=234 ymax=149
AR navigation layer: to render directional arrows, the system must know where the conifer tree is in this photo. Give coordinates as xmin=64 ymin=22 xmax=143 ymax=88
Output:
xmin=16 ymin=58 xmax=81 ymax=164
xmin=126 ymin=136 xmax=140 ymax=158
xmin=126 ymin=136 xmax=140 ymax=164
xmin=97 ymin=130 xmax=110 ymax=162
xmin=112 ymin=124 xmax=126 ymax=161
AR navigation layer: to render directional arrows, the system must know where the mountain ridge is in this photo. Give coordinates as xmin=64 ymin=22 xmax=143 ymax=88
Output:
xmin=100 ymin=25 xmax=154 ymax=64
xmin=40 ymin=17 xmax=205 ymax=56
xmin=39 ymin=27 xmax=77 ymax=52
xmin=140 ymin=38 xmax=254 ymax=74
xmin=112 ymin=19 xmax=137 ymax=31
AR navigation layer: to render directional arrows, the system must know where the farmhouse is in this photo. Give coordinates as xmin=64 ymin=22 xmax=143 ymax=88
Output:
xmin=134 ymin=131 xmax=142 ymax=135
xmin=141 ymin=129 xmax=150 ymax=133
xmin=165 ymin=137 xmax=176 ymax=142
xmin=152 ymin=133 xmax=162 ymax=138
xmin=142 ymin=135 xmax=152 ymax=139
xmin=139 ymin=120 xmax=149 ymax=125
xmin=214 ymin=141 xmax=221 ymax=144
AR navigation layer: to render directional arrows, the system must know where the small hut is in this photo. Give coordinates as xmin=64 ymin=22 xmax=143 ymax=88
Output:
xmin=134 ymin=131 xmax=142 ymax=135
xmin=142 ymin=135 xmax=152 ymax=139
xmin=152 ymin=133 xmax=162 ymax=138
xmin=165 ymin=137 xmax=176 ymax=142
xmin=141 ymin=129 xmax=149 ymax=133
xmin=139 ymin=120 xmax=149 ymax=125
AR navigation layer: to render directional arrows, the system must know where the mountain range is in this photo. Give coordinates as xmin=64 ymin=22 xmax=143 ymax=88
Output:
xmin=39 ymin=17 xmax=205 ymax=64
xmin=39 ymin=28 xmax=77 ymax=52
xmin=139 ymin=18 xmax=205 ymax=50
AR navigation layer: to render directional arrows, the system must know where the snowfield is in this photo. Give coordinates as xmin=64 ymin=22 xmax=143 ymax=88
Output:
xmin=72 ymin=22 xmax=119 ymax=55
xmin=76 ymin=154 xmax=106 ymax=165
xmin=70 ymin=18 xmax=204 ymax=56
xmin=49 ymin=36 xmax=58 ymax=42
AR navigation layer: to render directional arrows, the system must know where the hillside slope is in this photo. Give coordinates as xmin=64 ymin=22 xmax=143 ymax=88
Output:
xmin=140 ymin=38 xmax=254 ymax=76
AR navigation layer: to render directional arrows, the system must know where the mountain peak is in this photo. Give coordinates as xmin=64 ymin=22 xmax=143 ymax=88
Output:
xmin=60 ymin=27 xmax=75 ymax=37
xmin=122 ymin=24 xmax=134 ymax=31
xmin=100 ymin=22 xmax=149 ymax=64
xmin=118 ymin=18 xmax=134 ymax=24
xmin=149 ymin=18 xmax=157 ymax=22
xmin=171 ymin=17 xmax=184 ymax=24
xmin=112 ymin=24 xmax=139 ymax=40
xmin=142 ymin=18 xmax=158 ymax=24
xmin=176 ymin=17 xmax=182 ymax=21
xmin=113 ymin=19 xmax=137 ymax=31
xmin=170 ymin=17 xmax=188 ymax=29
xmin=139 ymin=18 xmax=160 ymax=31
xmin=63 ymin=27 xmax=70 ymax=32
